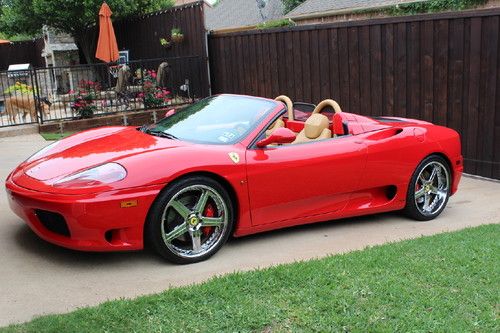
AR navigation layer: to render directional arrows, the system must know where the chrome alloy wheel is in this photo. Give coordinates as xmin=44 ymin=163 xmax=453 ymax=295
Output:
xmin=414 ymin=161 xmax=450 ymax=217
xmin=160 ymin=185 xmax=229 ymax=259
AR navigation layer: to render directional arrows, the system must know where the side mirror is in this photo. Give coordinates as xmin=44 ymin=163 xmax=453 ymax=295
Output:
xmin=256 ymin=127 xmax=295 ymax=148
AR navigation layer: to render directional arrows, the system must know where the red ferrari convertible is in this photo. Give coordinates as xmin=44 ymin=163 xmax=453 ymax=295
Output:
xmin=6 ymin=94 xmax=463 ymax=264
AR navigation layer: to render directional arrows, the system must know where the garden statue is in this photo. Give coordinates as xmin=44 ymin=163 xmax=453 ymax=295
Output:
xmin=156 ymin=62 xmax=170 ymax=88
xmin=115 ymin=65 xmax=131 ymax=109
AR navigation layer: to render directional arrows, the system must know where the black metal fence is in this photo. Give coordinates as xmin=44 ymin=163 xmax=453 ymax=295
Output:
xmin=0 ymin=56 xmax=206 ymax=128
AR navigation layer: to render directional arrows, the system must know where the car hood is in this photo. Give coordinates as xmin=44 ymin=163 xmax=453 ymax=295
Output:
xmin=22 ymin=126 xmax=186 ymax=181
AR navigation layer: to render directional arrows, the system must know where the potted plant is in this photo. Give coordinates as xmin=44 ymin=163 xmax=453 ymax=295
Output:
xmin=171 ymin=27 xmax=184 ymax=43
xmin=71 ymin=80 xmax=100 ymax=119
xmin=159 ymin=37 xmax=172 ymax=49
xmin=72 ymin=94 xmax=97 ymax=118
xmin=137 ymin=69 xmax=172 ymax=109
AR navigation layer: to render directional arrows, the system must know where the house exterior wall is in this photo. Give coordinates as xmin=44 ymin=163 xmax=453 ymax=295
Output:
xmin=175 ymin=0 xmax=198 ymax=5
xmin=291 ymin=0 xmax=500 ymax=25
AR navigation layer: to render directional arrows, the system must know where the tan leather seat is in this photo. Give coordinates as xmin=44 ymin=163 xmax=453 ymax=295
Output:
xmin=292 ymin=113 xmax=332 ymax=144
xmin=265 ymin=118 xmax=285 ymax=137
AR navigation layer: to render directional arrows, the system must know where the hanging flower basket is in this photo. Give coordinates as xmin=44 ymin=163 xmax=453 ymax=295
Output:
xmin=160 ymin=38 xmax=173 ymax=49
xmin=171 ymin=28 xmax=184 ymax=43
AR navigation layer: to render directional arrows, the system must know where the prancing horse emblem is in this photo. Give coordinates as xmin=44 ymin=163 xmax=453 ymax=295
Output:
xmin=228 ymin=152 xmax=240 ymax=164
xmin=189 ymin=216 xmax=199 ymax=226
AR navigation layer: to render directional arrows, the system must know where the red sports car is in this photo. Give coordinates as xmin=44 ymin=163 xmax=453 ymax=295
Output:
xmin=6 ymin=94 xmax=463 ymax=264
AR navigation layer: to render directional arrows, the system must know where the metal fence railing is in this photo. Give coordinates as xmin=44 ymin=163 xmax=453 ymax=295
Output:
xmin=0 ymin=56 xmax=206 ymax=128
xmin=0 ymin=68 xmax=40 ymax=127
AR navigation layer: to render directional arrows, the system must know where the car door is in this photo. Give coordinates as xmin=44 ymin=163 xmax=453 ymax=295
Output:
xmin=245 ymin=136 xmax=367 ymax=226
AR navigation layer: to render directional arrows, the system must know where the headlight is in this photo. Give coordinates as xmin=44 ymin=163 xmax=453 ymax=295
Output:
xmin=26 ymin=141 xmax=60 ymax=162
xmin=54 ymin=163 xmax=127 ymax=188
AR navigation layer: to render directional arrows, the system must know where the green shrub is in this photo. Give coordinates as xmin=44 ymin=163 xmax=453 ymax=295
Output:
xmin=386 ymin=0 xmax=487 ymax=15
xmin=3 ymin=82 xmax=37 ymax=95
xmin=256 ymin=18 xmax=296 ymax=30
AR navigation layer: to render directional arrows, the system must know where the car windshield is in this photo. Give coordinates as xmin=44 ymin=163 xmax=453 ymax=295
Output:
xmin=147 ymin=95 xmax=277 ymax=144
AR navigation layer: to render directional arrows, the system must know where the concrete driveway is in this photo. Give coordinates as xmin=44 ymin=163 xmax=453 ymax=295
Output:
xmin=1 ymin=134 xmax=499 ymax=326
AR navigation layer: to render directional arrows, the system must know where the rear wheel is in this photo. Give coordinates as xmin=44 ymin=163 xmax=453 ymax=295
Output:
xmin=404 ymin=155 xmax=451 ymax=221
xmin=146 ymin=176 xmax=234 ymax=264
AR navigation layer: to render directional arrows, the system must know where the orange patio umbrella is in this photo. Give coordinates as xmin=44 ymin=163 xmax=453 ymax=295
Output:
xmin=95 ymin=2 xmax=119 ymax=63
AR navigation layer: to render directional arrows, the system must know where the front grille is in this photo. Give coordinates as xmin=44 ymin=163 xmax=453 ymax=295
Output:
xmin=35 ymin=210 xmax=71 ymax=237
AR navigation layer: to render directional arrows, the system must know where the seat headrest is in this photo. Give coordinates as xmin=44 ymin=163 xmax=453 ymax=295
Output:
xmin=265 ymin=118 xmax=285 ymax=137
xmin=304 ymin=114 xmax=330 ymax=139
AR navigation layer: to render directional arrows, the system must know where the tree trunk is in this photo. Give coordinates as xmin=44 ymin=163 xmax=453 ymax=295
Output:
xmin=73 ymin=29 xmax=113 ymax=89
xmin=73 ymin=29 xmax=97 ymax=65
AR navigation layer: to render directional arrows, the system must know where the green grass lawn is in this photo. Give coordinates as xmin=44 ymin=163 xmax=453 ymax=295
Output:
xmin=3 ymin=224 xmax=499 ymax=332
xmin=39 ymin=132 xmax=76 ymax=141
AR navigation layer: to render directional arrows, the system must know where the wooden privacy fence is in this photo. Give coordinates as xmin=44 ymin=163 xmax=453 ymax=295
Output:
xmin=113 ymin=1 xmax=208 ymax=60
xmin=0 ymin=39 xmax=45 ymax=70
xmin=106 ymin=1 xmax=209 ymax=97
xmin=208 ymin=8 xmax=500 ymax=180
xmin=85 ymin=1 xmax=208 ymax=60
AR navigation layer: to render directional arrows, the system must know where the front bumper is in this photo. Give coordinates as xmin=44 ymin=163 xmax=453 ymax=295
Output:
xmin=6 ymin=176 xmax=163 ymax=251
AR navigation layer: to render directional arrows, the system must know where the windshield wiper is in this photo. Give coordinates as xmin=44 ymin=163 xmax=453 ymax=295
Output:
xmin=146 ymin=129 xmax=178 ymax=140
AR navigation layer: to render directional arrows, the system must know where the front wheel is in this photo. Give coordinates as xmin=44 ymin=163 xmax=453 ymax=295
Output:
xmin=404 ymin=155 xmax=451 ymax=221
xmin=146 ymin=176 xmax=234 ymax=264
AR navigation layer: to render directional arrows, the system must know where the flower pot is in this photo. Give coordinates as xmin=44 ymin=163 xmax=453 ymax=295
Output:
xmin=171 ymin=34 xmax=184 ymax=43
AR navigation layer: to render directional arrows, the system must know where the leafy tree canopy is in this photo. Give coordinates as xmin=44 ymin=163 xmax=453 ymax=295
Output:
xmin=0 ymin=0 xmax=174 ymax=62
xmin=0 ymin=0 xmax=174 ymax=38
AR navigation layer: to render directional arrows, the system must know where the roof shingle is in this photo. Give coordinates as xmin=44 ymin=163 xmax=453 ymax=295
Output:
xmin=205 ymin=0 xmax=285 ymax=30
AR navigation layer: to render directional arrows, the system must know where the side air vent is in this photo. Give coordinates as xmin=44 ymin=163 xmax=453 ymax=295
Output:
xmin=386 ymin=185 xmax=397 ymax=200
xmin=366 ymin=128 xmax=403 ymax=140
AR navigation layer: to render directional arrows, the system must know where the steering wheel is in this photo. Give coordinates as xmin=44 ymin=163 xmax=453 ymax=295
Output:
xmin=274 ymin=95 xmax=294 ymax=121
xmin=312 ymin=99 xmax=342 ymax=115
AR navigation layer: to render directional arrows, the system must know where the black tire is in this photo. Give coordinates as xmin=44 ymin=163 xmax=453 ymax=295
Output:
xmin=146 ymin=176 xmax=234 ymax=264
xmin=404 ymin=155 xmax=451 ymax=221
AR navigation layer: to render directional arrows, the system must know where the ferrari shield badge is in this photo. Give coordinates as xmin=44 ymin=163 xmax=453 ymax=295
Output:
xmin=228 ymin=152 xmax=240 ymax=164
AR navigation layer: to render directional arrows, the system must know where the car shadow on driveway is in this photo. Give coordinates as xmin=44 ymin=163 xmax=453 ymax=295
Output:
xmin=13 ymin=225 xmax=165 ymax=267
xmin=12 ymin=211 xmax=407 ymax=268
